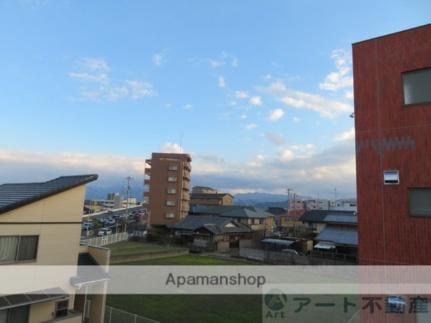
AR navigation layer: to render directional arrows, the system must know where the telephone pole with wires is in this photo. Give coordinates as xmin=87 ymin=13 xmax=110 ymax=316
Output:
xmin=125 ymin=176 xmax=133 ymax=232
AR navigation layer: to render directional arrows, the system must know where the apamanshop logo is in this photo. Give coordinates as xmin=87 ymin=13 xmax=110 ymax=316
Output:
xmin=263 ymin=289 xmax=288 ymax=321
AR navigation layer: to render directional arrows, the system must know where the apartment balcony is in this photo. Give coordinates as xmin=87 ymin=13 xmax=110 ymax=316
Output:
xmin=144 ymin=168 xmax=151 ymax=176
xmin=145 ymin=159 xmax=152 ymax=165
xmin=144 ymin=179 xmax=150 ymax=186
xmin=182 ymin=192 xmax=190 ymax=201
xmin=181 ymin=203 xmax=190 ymax=212
xmin=183 ymin=170 xmax=191 ymax=180
xmin=184 ymin=162 xmax=191 ymax=171
xmin=143 ymin=191 xmax=150 ymax=197
xmin=182 ymin=181 xmax=190 ymax=191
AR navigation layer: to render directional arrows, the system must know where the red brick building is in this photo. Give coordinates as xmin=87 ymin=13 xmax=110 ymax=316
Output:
xmin=354 ymin=24 xmax=431 ymax=323
xmin=354 ymin=24 xmax=431 ymax=266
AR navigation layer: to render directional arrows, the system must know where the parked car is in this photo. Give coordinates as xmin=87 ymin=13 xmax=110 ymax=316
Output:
xmin=98 ymin=228 xmax=113 ymax=236
xmin=82 ymin=221 xmax=94 ymax=230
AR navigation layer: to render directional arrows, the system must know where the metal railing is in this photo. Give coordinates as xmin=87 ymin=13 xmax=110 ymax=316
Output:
xmin=81 ymin=232 xmax=129 ymax=247
xmin=104 ymin=306 xmax=159 ymax=323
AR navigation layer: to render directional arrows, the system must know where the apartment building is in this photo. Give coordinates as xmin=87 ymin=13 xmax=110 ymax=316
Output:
xmin=144 ymin=152 xmax=192 ymax=226
xmin=354 ymin=24 xmax=431 ymax=265
xmin=0 ymin=175 xmax=109 ymax=323
xmin=354 ymin=24 xmax=431 ymax=323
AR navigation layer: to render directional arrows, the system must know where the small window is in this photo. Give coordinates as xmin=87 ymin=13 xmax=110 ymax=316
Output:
xmin=409 ymin=188 xmax=431 ymax=216
xmin=165 ymin=213 xmax=175 ymax=219
xmin=17 ymin=236 xmax=38 ymax=261
xmin=402 ymin=67 xmax=431 ymax=105
xmin=384 ymin=170 xmax=400 ymax=185
xmin=55 ymin=300 xmax=69 ymax=318
xmin=168 ymin=164 xmax=178 ymax=171
xmin=167 ymin=176 xmax=177 ymax=183
xmin=166 ymin=200 xmax=176 ymax=207
xmin=167 ymin=188 xmax=177 ymax=194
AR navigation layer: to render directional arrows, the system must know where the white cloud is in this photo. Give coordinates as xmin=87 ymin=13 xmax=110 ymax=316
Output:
xmin=262 ymin=80 xmax=352 ymax=118
xmin=162 ymin=143 xmax=184 ymax=154
xmin=345 ymin=90 xmax=354 ymax=100
xmin=0 ymin=141 xmax=356 ymax=198
xmin=126 ymin=81 xmax=156 ymax=99
xmin=334 ymin=128 xmax=355 ymax=141
xmin=278 ymin=149 xmax=294 ymax=163
xmin=292 ymin=116 xmax=300 ymax=123
xmin=235 ymin=91 xmax=249 ymax=99
xmin=249 ymin=96 xmax=263 ymax=106
xmin=240 ymin=114 xmax=247 ymax=119
xmin=319 ymin=49 xmax=353 ymax=92
xmin=248 ymin=154 xmax=264 ymax=167
xmin=218 ymin=76 xmax=226 ymax=88
xmin=245 ymin=123 xmax=259 ymax=129
xmin=183 ymin=104 xmax=193 ymax=111
xmin=208 ymin=52 xmax=239 ymax=68
xmin=69 ymin=57 xmax=155 ymax=102
xmin=152 ymin=49 xmax=167 ymax=66
xmin=265 ymin=132 xmax=285 ymax=146
xmin=267 ymin=108 xmax=285 ymax=122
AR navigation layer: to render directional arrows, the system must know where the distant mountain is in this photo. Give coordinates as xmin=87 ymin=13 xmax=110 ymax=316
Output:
xmin=233 ymin=193 xmax=288 ymax=206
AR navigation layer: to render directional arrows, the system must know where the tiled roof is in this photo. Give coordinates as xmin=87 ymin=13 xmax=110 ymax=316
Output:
xmin=191 ymin=205 xmax=273 ymax=219
xmin=300 ymin=210 xmax=356 ymax=223
xmin=173 ymin=215 xmax=252 ymax=234
xmin=0 ymin=175 xmax=98 ymax=215
xmin=323 ymin=214 xmax=357 ymax=225
xmin=315 ymin=226 xmax=358 ymax=246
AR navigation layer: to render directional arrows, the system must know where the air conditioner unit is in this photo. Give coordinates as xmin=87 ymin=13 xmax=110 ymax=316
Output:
xmin=383 ymin=170 xmax=400 ymax=185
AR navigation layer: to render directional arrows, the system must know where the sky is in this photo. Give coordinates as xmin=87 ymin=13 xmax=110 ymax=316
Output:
xmin=0 ymin=0 xmax=429 ymax=199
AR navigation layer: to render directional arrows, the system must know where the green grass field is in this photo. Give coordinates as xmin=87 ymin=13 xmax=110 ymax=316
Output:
xmin=107 ymin=241 xmax=185 ymax=256
xmin=106 ymin=242 xmax=358 ymax=323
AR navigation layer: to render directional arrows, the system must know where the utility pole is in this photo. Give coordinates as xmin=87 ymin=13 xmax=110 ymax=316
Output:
xmin=125 ymin=176 xmax=133 ymax=233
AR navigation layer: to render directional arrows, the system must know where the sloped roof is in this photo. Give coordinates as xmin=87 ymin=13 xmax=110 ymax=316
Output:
xmin=300 ymin=210 xmax=356 ymax=223
xmin=315 ymin=226 xmax=358 ymax=246
xmin=0 ymin=175 xmax=98 ymax=215
xmin=173 ymin=215 xmax=252 ymax=234
xmin=324 ymin=214 xmax=357 ymax=225
xmin=191 ymin=205 xmax=273 ymax=219
xmin=190 ymin=193 xmax=233 ymax=199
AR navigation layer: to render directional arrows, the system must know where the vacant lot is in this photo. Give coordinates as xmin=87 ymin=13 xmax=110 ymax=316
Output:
xmin=107 ymin=241 xmax=188 ymax=263
xmin=106 ymin=243 xmax=357 ymax=323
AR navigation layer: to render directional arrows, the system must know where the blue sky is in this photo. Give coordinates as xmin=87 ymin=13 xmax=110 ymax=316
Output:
xmin=0 ymin=0 xmax=429 ymax=198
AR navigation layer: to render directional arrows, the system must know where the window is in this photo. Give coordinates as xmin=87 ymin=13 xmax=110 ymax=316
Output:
xmin=55 ymin=300 xmax=69 ymax=318
xmin=167 ymin=188 xmax=177 ymax=194
xmin=0 ymin=236 xmax=38 ymax=263
xmin=168 ymin=164 xmax=178 ymax=171
xmin=0 ymin=306 xmax=29 ymax=323
xmin=167 ymin=176 xmax=177 ymax=183
xmin=165 ymin=213 xmax=175 ymax=219
xmin=409 ymin=188 xmax=431 ymax=216
xmin=166 ymin=200 xmax=176 ymax=207
xmin=402 ymin=67 xmax=431 ymax=105
xmin=384 ymin=170 xmax=400 ymax=185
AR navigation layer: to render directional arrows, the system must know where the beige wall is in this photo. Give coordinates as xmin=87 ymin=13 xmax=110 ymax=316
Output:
xmin=0 ymin=185 xmax=104 ymax=322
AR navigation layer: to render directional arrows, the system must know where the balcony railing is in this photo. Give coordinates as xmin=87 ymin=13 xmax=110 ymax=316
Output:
xmin=144 ymin=179 xmax=150 ymax=186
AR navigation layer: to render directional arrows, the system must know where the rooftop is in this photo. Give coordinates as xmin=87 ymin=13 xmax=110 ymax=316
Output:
xmin=0 ymin=175 xmax=98 ymax=215
xmin=173 ymin=215 xmax=252 ymax=234
xmin=191 ymin=205 xmax=273 ymax=219
xmin=300 ymin=210 xmax=356 ymax=224
xmin=315 ymin=226 xmax=358 ymax=246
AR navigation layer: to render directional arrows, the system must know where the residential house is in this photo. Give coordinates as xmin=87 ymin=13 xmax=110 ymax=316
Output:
xmin=0 ymin=175 xmax=109 ymax=323
xmin=173 ymin=215 xmax=253 ymax=251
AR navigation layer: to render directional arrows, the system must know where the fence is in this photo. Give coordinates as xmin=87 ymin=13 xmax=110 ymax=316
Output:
xmin=81 ymin=232 xmax=129 ymax=247
xmin=104 ymin=306 xmax=159 ymax=323
xmin=233 ymin=248 xmax=356 ymax=265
